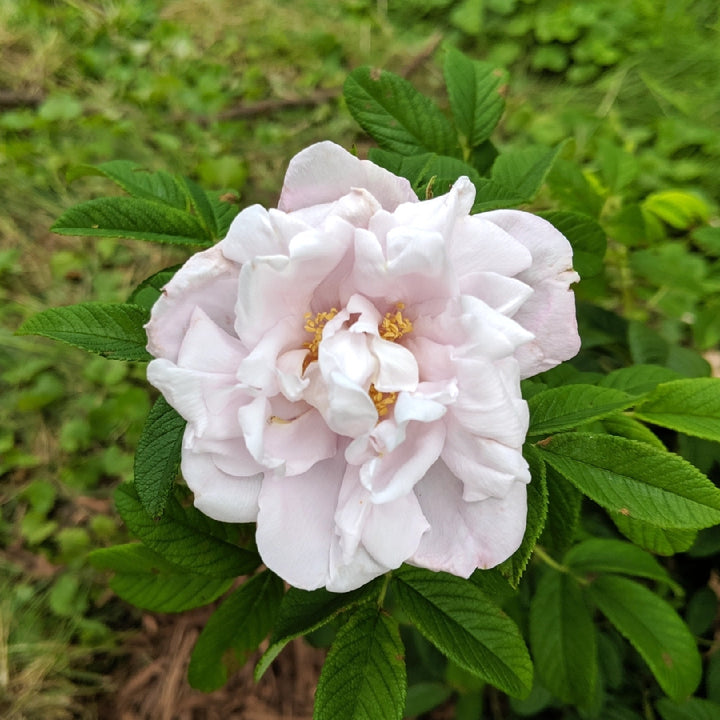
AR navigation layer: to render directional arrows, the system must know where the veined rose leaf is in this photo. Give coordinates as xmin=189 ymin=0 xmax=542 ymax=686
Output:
xmin=52 ymin=196 xmax=212 ymax=246
xmin=17 ymin=302 xmax=151 ymax=361
xmin=540 ymin=463 xmax=582 ymax=555
xmin=115 ymin=483 xmax=259 ymax=578
xmin=530 ymin=570 xmax=597 ymax=706
xmin=656 ymin=697 xmax=720 ymax=720
xmin=255 ymin=581 xmax=382 ymax=681
xmin=368 ymin=149 xmax=482 ymax=198
xmin=314 ymin=605 xmax=406 ymax=720
xmin=135 ymin=396 xmax=185 ymax=518
xmin=344 ymin=67 xmax=457 ymax=157
xmin=500 ymin=445 xmax=548 ymax=586
xmin=127 ymin=265 xmax=182 ymax=311
xmin=609 ymin=512 xmax=697 ymax=556
xmin=179 ymin=175 xmax=221 ymax=239
xmin=206 ymin=190 xmax=240 ymax=237
xmin=598 ymin=364 xmax=682 ymax=396
xmin=601 ymin=414 xmax=666 ymax=449
xmin=539 ymin=433 xmax=720 ymax=529
xmin=528 ymin=384 xmax=636 ymax=437
xmin=393 ymin=567 xmax=533 ymax=698
xmin=89 ymin=543 xmax=232 ymax=613
xmin=634 ymin=378 xmax=720 ymax=443
xmin=188 ymin=571 xmax=284 ymax=692
xmin=489 ymin=144 xmax=565 ymax=203
xmin=443 ymin=48 xmax=506 ymax=153
xmin=538 ymin=211 xmax=606 ymax=278
xmin=67 ymin=160 xmax=188 ymax=209
xmin=587 ymin=575 xmax=701 ymax=701
xmin=565 ymin=538 xmax=678 ymax=591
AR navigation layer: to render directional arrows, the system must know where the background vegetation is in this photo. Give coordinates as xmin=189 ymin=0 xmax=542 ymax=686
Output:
xmin=1 ymin=0 xmax=719 ymax=718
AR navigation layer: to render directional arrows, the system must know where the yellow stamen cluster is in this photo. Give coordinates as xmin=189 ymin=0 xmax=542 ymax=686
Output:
xmin=369 ymin=385 xmax=397 ymax=417
xmin=379 ymin=302 xmax=413 ymax=341
xmin=301 ymin=303 xmax=413 ymax=419
xmin=302 ymin=308 xmax=338 ymax=371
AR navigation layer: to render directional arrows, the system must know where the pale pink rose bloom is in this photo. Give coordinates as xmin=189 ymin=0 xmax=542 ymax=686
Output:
xmin=145 ymin=141 xmax=580 ymax=592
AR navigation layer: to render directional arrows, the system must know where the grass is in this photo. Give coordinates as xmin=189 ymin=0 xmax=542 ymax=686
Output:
xmin=1 ymin=0 xmax=718 ymax=716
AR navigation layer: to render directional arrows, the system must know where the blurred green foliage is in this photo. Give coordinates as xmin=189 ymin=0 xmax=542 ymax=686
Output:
xmin=1 ymin=0 xmax=719 ymax=717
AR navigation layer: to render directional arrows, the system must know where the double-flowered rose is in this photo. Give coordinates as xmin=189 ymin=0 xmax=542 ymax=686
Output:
xmin=145 ymin=141 xmax=580 ymax=592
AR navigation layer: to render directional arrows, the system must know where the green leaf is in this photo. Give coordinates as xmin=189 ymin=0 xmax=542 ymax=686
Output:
xmin=564 ymin=539 xmax=678 ymax=590
xmin=586 ymin=575 xmax=701 ymax=701
xmin=343 ymin=67 xmax=457 ymax=156
xmin=643 ymin=190 xmax=710 ymax=230
xmin=499 ymin=446 xmax=548 ymax=586
xmin=404 ymin=683 xmax=453 ymax=718
xmin=657 ymin=697 xmax=720 ymax=720
xmin=68 ymin=160 xmax=188 ymax=209
xmin=528 ymin=385 xmax=636 ymax=437
xmin=529 ymin=570 xmax=597 ymax=706
xmin=489 ymin=144 xmax=564 ymax=203
xmin=368 ymin=149 xmax=482 ymax=198
xmin=188 ymin=571 xmax=284 ymax=692
xmin=127 ymin=265 xmax=181 ymax=310
xmin=206 ymin=190 xmax=240 ymax=238
xmin=538 ymin=433 xmax=720 ymax=529
xmin=134 ymin=396 xmax=185 ymax=518
xmin=601 ymin=414 xmax=666 ymax=449
xmin=255 ymin=581 xmax=381 ymax=681
xmin=89 ymin=543 xmax=232 ymax=612
xmin=314 ymin=605 xmax=406 ymax=720
xmin=599 ymin=365 xmax=682 ymax=397
xmin=115 ymin=483 xmax=259 ymax=577
xmin=609 ymin=513 xmax=697 ymax=556
xmin=180 ymin=175 xmax=219 ymax=238
xmin=538 ymin=211 xmax=606 ymax=278
xmin=634 ymin=378 xmax=720 ymax=443
xmin=443 ymin=48 xmax=505 ymax=152
xmin=17 ymin=303 xmax=151 ymax=361
xmin=540 ymin=463 xmax=582 ymax=555
xmin=393 ymin=567 xmax=532 ymax=698
xmin=52 ymin=196 xmax=212 ymax=246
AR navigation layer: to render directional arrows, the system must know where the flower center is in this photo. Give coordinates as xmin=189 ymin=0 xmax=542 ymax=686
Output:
xmin=302 ymin=303 xmax=413 ymax=418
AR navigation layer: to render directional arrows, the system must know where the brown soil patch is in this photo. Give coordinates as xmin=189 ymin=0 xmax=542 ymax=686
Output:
xmin=98 ymin=607 xmax=326 ymax=720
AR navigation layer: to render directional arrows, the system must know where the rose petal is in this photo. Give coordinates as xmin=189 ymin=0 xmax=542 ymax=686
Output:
xmin=410 ymin=460 xmax=528 ymax=575
xmin=279 ymin=141 xmax=417 ymax=213
xmin=480 ymin=209 xmax=581 ymax=377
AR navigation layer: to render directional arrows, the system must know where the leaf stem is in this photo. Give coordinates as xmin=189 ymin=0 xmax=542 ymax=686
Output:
xmin=377 ymin=572 xmax=392 ymax=608
xmin=533 ymin=545 xmax=568 ymax=574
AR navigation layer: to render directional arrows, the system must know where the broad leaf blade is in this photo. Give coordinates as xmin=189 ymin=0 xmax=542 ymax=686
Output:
xmin=314 ymin=605 xmax=406 ymax=720
xmin=530 ymin=571 xmax=597 ymax=706
xmin=634 ymin=378 xmax=720 ymax=443
xmin=17 ymin=302 xmax=151 ymax=361
xmin=344 ymin=67 xmax=457 ymax=156
xmin=528 ymin=384 xmax=636 ymax=436
xmin=394 ymin=567 xmax=532 ymax=698
xmin=115 ymin=483 xmax=259 ymax=577
xmin=564 ymin=538 xmax=677 ymax=589
xmin=69 ymin=160 xmax=188 ymax=209
xmin=180 ymin=175 xmax=219 ymax=238
xmin=599 ymin=365 xmax=682 ymax=396
xmin=255 ymin=581 xmax=381 ymax=681
xmin=538 ymin=433 xmax=720 ymax=529
xmin=188 ymin=571 xmax=284 ymax=692
xmin=610 ymin=513 xmax=697 ymax=556
xmin=89 ymin=543 xmax=232 ymax=613
xmin=127 ymin=264 xmax=181 ymax=310
xmin=540 ymin=463 xmax=583 ymax=555
xmin=587 ymin=575 xmax=701 ymax=701
xmin=444 ymin=48 xmax=505 ymax=151
xmin=134 ymin=396 xmax=185 ymax=518
xmin=52 ymin=196 xmax=212 ymax=246
xmin=490 ymin=144 xmax=564 ymax=203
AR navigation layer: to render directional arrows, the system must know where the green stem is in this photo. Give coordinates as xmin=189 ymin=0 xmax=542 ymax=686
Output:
xmin=533 ymin=545 xmax=568 ymax=574
xmin=377 ymin=572 xmax=392 ymax=608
